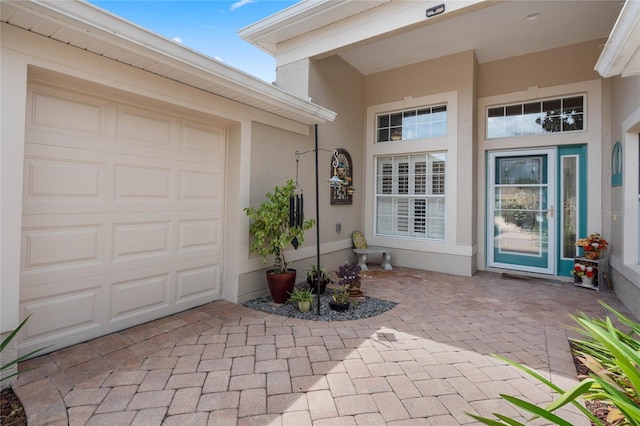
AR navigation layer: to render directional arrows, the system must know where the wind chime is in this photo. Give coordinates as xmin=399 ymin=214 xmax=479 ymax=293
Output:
xmin=289 ymin=151 xmax=305 ymax=249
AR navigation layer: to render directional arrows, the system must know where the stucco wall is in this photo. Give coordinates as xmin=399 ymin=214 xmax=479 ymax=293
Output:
xmin=607 ymin=74 xmax=640 ymax=317
xmin=363 ymin=51 xmax=478 ymax=275
xmin=240 ymin=118 xmax=359 ymax=302
xmin=478 ymin=39 xmax=605 ymax=98
xmin=609 ymin=75 xmax=640 ymax=258
xmin=239 ymin=55 xmax=367 ymax=302
xmin=1 ymin=22 xmax=326 ymax=368
xmin=309 ymin=55 xmax=366 ymax=243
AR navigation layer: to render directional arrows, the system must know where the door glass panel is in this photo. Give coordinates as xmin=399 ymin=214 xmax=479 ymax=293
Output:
xmin=498 ymin=157 xmax=543 ymax=185
xmin=561 ymin=156 xmax=578 ymax=259
xmin=494 ymin=188 xmax=548 ymax=257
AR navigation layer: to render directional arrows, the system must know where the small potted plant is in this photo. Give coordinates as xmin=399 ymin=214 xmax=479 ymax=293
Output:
xmin=244 ymin=179 xmax=315 ymax=303
xmin=306 ymin=264 xmax=333 ymax=295
xmin=329 ymin=284 xmax=351 ymax=311
xmin=287 ymin=287 xmax=316 ymax=312
xmin=571 ymin=263 xmax=596 ymax=288
xmin=576 ymin=233 xmax=609 ymax=260
xmin=336 ymin=262 xmax=362 ymax=297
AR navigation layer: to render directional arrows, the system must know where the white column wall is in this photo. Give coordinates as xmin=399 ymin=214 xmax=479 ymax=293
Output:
xmin=1 ymin=49 xmax=28 ymax=334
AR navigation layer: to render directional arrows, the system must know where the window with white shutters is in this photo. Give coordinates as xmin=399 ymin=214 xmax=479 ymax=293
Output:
xmin=376 ymin=154 xmax=445 ymax=240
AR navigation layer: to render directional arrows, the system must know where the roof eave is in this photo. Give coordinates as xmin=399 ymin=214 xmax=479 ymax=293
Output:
xmin=5 ymin=0 xmax=336 ymax=124
xmin=595 ymin=0 xmax=640 ymax=78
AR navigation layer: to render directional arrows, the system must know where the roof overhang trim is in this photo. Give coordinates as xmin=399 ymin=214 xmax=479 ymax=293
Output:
xmin=595 ymin=0 xmax=640 ymax=78
xmin=1 ymin=0 xmax=336 ymax=124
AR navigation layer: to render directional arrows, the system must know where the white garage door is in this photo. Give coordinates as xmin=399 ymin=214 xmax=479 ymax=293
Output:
xmin=19 ymin=78 xmax=224 ymax=356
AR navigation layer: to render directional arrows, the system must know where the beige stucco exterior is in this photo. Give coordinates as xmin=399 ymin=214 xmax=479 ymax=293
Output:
xmin=3 ymin=0 xmax=640 ymax=380
xmin=607 ymin=75 xmax=640 ymax=315
xmin=252 ymin=0 xmax=640 ymax=318
xmin=0 ymin=10 xmax=333 ymax=375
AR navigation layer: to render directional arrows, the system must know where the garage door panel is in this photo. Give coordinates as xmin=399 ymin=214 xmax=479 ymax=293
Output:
xmin=20 ymin=256 xmax=220 ymax=347
xmin=179 ymin=170 xmax=221 ymax=201
xmin=181 ymin=121 xmax=224 ymax=160
xmin=176 ymin=264 xmax=220 ymax=305
xmin=177 ymin=219 xmax=220 ymax=253
xmin=21 ymin=79 xmax=224 ymax=357
xmin=115 ymin=165 xmax=172 ymax=200
xmin=116 ymin=105 xmax=173 ymax=150
xmin=112 ymin=221 xmax=171 ymax=261
xmin=29 ymin=89 xmax=108 ymax=139
xmin=111 ymin=273 xmax=170 ymax=320
xmin=21 ymin=286 xmax=102 ymax=343
xmin=22 ymin=225 xmax=104 ymax=272
xmin=24 ymin=156 xmax=106 ymax=200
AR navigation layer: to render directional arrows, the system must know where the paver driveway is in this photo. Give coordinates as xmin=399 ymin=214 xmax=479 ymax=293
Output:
xmin=11 ymin=268 xmax=630 ymax=425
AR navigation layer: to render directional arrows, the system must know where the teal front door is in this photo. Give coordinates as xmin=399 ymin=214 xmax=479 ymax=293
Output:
xmin=488 ymin=149 xmax=556 ymax=274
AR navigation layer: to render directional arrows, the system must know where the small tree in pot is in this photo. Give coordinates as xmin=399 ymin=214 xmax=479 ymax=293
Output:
xmin=244 ymin=179 xmax=315 ymax=303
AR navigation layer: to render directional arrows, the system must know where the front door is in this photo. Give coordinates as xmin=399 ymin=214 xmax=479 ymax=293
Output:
xmin=488 ymin=149 xmax=556 ymax=274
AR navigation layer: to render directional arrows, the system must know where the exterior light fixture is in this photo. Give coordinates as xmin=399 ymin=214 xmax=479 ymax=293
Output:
xmin=426 ymin=4 xmax=445 ymax=18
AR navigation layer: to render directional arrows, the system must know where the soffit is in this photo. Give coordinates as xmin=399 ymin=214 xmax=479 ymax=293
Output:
xmin=242 ymin=0 xmax=623 ymax=76
xmin=0 ymin=0 xmax=336 ymax=125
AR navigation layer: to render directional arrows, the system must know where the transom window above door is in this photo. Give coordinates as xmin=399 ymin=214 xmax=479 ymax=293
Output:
xmin=376 ymin=105 xmax=447 ymax=142
xmin=487 ymin=95 xmax=584 ymax=139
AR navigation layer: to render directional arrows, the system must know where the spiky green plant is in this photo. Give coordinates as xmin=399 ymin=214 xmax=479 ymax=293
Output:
xmin=467 ymin=302 xmax=640 ymax=426
xmin=1 ymin=314 xmax=49 ymax=383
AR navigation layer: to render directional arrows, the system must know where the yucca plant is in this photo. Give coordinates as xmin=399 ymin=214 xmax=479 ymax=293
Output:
xmin=1 ymin=314 xmax=48 ymax=384
xmin=467 ymin=302 xmax=640 ymax=426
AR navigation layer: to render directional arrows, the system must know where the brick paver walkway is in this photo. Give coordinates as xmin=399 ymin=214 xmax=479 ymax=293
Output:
xmin=11 ymin=268 xmax=630 ymax=425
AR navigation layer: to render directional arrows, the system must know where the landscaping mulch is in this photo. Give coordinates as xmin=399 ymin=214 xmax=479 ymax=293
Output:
xmin=1 ymin=387 xmax=26 ymax=426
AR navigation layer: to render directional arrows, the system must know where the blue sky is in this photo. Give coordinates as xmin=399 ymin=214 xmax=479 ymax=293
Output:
xmin=89 ymin=0 xmax=299 ymax=83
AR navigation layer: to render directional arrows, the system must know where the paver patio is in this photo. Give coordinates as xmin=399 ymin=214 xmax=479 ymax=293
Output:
xmin=10 ymin=268 xmax=631 ymax=425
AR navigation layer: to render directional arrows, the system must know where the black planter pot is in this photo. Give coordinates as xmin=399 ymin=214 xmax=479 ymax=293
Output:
xmin=329 ymin=301 xmax=350 ymax=312
xmin=307 ymin=277 xmax=328 ymax=295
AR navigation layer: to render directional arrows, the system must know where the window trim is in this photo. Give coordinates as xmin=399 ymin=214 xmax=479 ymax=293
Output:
xmin=365 ymin=91 xmax=458 ymax=250
xmin=375 ymin=153 xmax=446 ymax=241
xmin=622 ymin=106 xmax=640 ymax=267
xmin=486 ymin=94 xmax=586 ymax=139
xmin=376 ymin=104 xmax=448 ymax=143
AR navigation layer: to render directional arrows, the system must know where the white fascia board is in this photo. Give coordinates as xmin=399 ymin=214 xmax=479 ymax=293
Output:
xmin=238 ymin=0 xmax=349 ymax=55
xmin=14 ymin=0 xmax=336 ymax=123
xmin=595 ymin=0 xmax=640 ymax=78
xmin=271 ymin=0 xmax=483 ymax=68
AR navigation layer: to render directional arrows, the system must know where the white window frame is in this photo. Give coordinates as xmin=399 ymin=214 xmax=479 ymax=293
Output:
xmin=376 ymin=105 xmax=447 ymax=142
xmin=621 ymin=106 xmax=640 ymax=272
xmin=376 ymin=153 xmax=446 ymax=240
xmin=365 ymin=91 xmax=459 ymax=253
xmin=486 ymin=95 xmax=586 ymax=139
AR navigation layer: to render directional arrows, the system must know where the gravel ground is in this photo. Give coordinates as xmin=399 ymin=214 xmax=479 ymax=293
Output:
xmin=242 ymin=285 xmax=397 ymax=321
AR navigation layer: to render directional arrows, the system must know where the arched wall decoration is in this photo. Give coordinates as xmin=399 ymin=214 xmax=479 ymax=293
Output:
xmin=611 ymin=141 xmax=623 ymax=187
xmin=330 ymin=148 xmax=354 ymax=205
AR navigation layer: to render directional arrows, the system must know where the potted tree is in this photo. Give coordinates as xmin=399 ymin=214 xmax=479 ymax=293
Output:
xmin=306 ymin=264 xmax=333 ymax=295
xmin=244 ymin=179 xmax=314 ymax=303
